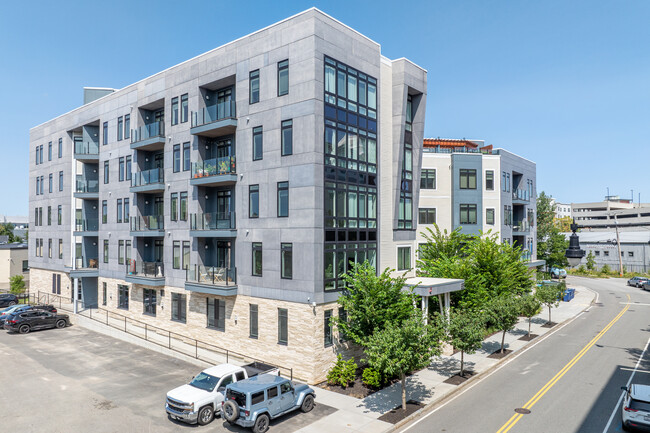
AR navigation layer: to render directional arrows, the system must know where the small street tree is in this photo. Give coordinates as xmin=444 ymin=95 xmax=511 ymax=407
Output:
xmin=364 ymin=313 xmax=443 ymax=410
xmin=537 ymin=192 xmax=569 ymax=271
xmin=9 ymin=275 xmax=25 ymax=295
xmin=518 ymin=294 xmax=542 ymax=337
xmin=447 ymin=309 xmax=485 ymax=377
xmin=535 ymin=284 xmax=563 ymax=324
xmin=585 ymin=251 xmax=596 ymax=271
xmin=486 ymin=297 xmax=521 ymax=353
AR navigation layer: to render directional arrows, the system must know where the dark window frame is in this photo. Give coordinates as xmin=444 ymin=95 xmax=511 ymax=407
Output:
xmin=249 ymin=185 xmax=259 ymax=218
xmin=281 ymin=243 xmax=292 ymax=279
xmin=277 ymin=59 xmax=289 ymax=96
xmin=249 ymin=70 xmax=260 ymax=104
xmin=252 ymin=242 xmax=262 ymax=276
xmin=252 ymin=126 xmax=263 ymax=161
xmin=278 ymin=308 xmax=288 ymax=345
xmin=249 ymin=304 xmax=258 ymax=339
xmin=281 ymin=119 xmax=293 ymax=156
xmin=460 ymin=204 xmax=478 ymax=225
xmin=459 ymin=169 xmax=477 ymax=190
xmin=277 ymin=181 xmax=289 ymax=217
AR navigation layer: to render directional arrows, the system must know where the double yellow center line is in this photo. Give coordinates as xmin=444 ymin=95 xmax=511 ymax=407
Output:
xmin=496 ymin=294 xmax=631 ymax=433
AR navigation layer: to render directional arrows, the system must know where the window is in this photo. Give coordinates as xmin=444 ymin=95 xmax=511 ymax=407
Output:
xmin=143 ymin=288 xmax=156 ymax=316
xmin=118 ymin=285 xmax=129 ymax=310
xmin=48 ymin=239 xmax=52 ymax=258
xmin=281 ymin=119 xmax=293 ymax=156
xmin=47 ymin=206 xmax=51 ymax=225
xmin=459 ymin=169 xmax=477 ymax=189
xmin=59 ymin=171 xmax=63 ymax=191
xmin=103 ymin=240 xmax=109 ymax=263
xmin=249 ymin=70 xmax=260 ymax=104
xmin=180 ymin=94 xmax=188 ymax=123
xmin=48 ymin=141 xmax=52 ymax=161
xmin=249 ymin=304 xmax=258 ymax=339
xmin=103 ymin=121 xmax=108 ymax=145
xmin=170 ymin=193 xmax=178 ymax=221
xmin=486 ymin=208 xmax=495 ymax=225
xmin=36 ymin=177 xmax=40 ymax=195
xmin=418 ymin=208 xmax=436 ymax=225
xmin=486 ymin=170 xmax=494 ymax=190
xmin=171 ymin=97 xmax=179 ymax=125
xmin=124 ymin=114 xmax=130 ymax=139
xmin=604 ymin=251 xmax=609 ymax=257
xmin=421 ymin=169 xmax=436 ymax=189
xmin=102 ymin=201 xmax=107 ymax=224
xmin=595 ymin=251 xmax=600 ymax=256
xmin=118 ymin=240 xmax=125 ymax=265
xmin=48 ymin=174 xmax=52 ymax=193
xmin=397 ymin=246 xmax=411 ymax=270
xmin=251 ymin=392 xmax=264 ymax=405
xmin=278 ymin=59 xmax=289 ymax=96
xmin=277 ymin=181 xmax=289 ymax=217
xmin=119 ymin=157 xmax=124 ymax=182
xmin=116 ymin=199 xmax=123 ymax=223
xmin=102 ymin=283 xmax=107 ymax=306
xmin=629 ymin=251 xmax=634 ymax=257
xmin=117 ymin=116 xmax=123 ymax=141
xmin=124 ymin=198 xmax=130 ymax=223
xmin=460 ymin=204 xmax=477 ymax=225
xmin=125 ymin=155 xmax=132 ymax=181
xmin=207 ymin=298 xmax=225 ymax=331
xmin=58 ymin=138 xmax=62 ymax=158
xmin=252 ymin=242 xmax=262 ymax=276
xmin=252 ymin=126 xmax=263 ymax=160
xmin=125 ymin=240 xmax=131 ymax=265
xmin=34 ymin=208 xmax=38 ymax=226
xmin=502 ymin=172 xmax=511 ymax=192
xmin=173 ymin=241 xmax=180 ymax=269
xmin=281 ymin=243 xmax=292 ymax=279
xmin=172 ymin=293 xmax=187 ymax=322
xmin=180 ymin=192 xmax=188 ymax=221
xmin=40 ymin=175 xmax=44 ymax=195
xmin=182 ymin=241 xmax=190 ymax=270
xmin=324 ymin=309 xmax=333 ymax=347
xmin=278 ymin=308 xmax=288 ymax=345
xmin=182 ymin=142 xmax=190 ymax=171
xmin=38 ymin=207 xmax=42 ymax=226
xmin=57 ymin=205 xmax=62 ymax=225
xmin=173 ymin=144 xmax=180 ymax=172
xmin=35 ymin=146 xmax=39 ymax=165
xmin=104 ymin=160 xmax=109 ymax=184
xmin=249 ymin=185 xmax=259 ymax=218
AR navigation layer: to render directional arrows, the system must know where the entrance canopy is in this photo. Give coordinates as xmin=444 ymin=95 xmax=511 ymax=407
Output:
xmin=404 ymin=277 xmax=464 ymax=296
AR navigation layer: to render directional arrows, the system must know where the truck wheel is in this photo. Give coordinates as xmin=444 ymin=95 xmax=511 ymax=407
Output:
xmin=197 ymin=405 xmax=214 ymax=425
xmin=253 ymin=413 xmax=270 ymax=433
xmin=301 ymin=394 xmax=315 ymax=413
xmin=222 ymin=400 xmax=239 ymax=423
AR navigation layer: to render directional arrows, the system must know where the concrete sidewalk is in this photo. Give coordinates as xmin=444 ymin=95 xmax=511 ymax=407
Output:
xmin=299 ymin=284 xmax=595 ymax=433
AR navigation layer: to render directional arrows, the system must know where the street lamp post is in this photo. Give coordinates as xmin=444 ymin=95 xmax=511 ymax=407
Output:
xmin=566 ymin=219 xmax=585 ymax=268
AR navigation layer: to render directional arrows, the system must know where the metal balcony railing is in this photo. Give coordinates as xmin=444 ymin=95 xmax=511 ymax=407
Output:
xmin=190 ymin=212 xmax=236 ymax=231
xmin=130 ymin=215 xmax=164 ymax=231
xmin=131 ymin=168 xmax=164 ymax=187
xmin=131 ymin=121 xmax=165 ymax=144
xmin=186 ymin=265 xmax=236 ymax=286
xmin=191 ymin=155 xmax=236 ymax=179
xmin=191 ymin=100 xmax=236 ymax=127
xmin=126 ymin=260 xmax=164 ymax=278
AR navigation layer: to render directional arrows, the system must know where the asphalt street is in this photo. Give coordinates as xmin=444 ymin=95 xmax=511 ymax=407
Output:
xmin=399 ymin=276 xmax=650 ymax=433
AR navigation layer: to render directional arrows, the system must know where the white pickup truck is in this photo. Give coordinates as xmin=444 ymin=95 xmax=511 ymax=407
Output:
xmin=165 ymin=362 xmax=279 ymax=425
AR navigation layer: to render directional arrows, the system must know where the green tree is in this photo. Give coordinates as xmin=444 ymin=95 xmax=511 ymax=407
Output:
xmin=0 ymin=223 xmax=15 ymax=243
xmin=364 ymin=313 xmax=443 ymax=410
xmin=537 ymin=192 xmax=569 ymax=270
xmin=9 ymin=275 xmax=25 ymax=295
xmin=418 ymin=225 xmax=473 ymax=262
xmin=447 ymin=309 xmax=485 ymax=377
xmin=518 ymin=294 xmax=542 ymax=337
xmin=334 ymin=261 xmax=416 ymax=346
xmin=535 ymin=284 xmax=563 ymax=324
xmin=486 ymin=297 xmax=521 ymax=353
xmin=554 ymin=216 xmax=573 ymax=233
xmin=585 ymin=251 xmax=596 ymax=271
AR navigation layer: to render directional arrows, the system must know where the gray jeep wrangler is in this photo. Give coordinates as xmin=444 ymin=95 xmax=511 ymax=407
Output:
xmin=221 ymin=374 xmax=315 ymax=433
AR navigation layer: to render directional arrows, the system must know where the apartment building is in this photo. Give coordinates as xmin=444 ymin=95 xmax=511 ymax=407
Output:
xmin=416 ymin=139 xmax=541 ymax=265
xmin=28 ymin=8 xmax=426 ymax=384
xmin=550 ymin=199 xmax=572 ymax=219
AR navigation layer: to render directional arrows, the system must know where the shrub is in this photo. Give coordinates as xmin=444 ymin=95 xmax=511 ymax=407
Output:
xmin=326 ymin=354 xmax=357 ymax=388
xmin=601 ymin=264 xmax=611 ymax=275
xmin=362 ymin=367 xmax=382 ymax=388
xmin=576 ymin=265 xmax=586 ymax=274
xmin=9 ymin=275 xmax=25 ymax=295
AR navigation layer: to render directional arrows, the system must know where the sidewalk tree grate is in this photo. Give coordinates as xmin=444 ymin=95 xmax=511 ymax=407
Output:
xmin=514 ymin=408 xmax=531 ymax=414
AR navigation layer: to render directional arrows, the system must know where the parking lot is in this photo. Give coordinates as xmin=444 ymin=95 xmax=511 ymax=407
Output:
xmin=0 ymin=324 xmax=335 ymax=432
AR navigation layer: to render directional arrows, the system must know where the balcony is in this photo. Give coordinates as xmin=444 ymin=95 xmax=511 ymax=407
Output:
xmin=130 ymin=168 xmax=164 ymax=193
xmin=512 ymin=189 xmax=530 ymax=204
xmin=189 ymin=212 xmax=236 ymax=237
xmin=185 ymin=265 xmax=237 ymax=296
xmin=74 ymin=141 xmax=99 ymax=162
xmin=74 ymin=176 xmax=99 ymax=199
xmin=70 ymin=256 xmax=99 ymax=278
xmin=190 ymin=156 xmax=236 ymax=186
xmin=125 ymin=260 xmax=165 ymax=286
xmin=74 ymin=217 xmax=99 ymax=236
xmin=512 ymin=220 xmax=531 ymax=234
xmin=130 ymin=215 xmax=165 ymax=237
xmin=190 ymin=101 xmax=237 ymax=137
xmin=131 ymin=121 xmax=165 ymax=151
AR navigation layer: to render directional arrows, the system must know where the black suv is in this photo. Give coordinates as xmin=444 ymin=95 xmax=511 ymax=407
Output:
xmin=0 ymin=294 xmax=18 ymax=308
xmin=0 ymin=305 xmax=57 ymax=326
xmin=3 ymin=310 xmax=69 ymax=334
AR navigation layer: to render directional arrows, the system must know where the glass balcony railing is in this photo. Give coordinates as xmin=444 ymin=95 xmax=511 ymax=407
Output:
xmin=126 ymin=259 xmax=164 ymax=278
xmin=75 ymin=256 xmax=99 ymax=269
xmin=191 ymin=100 xmax=236 ymax=127
xmin=190 ymin=212 xmax=235 ymax=231
xmin=131 ymin=121 xmax=165 ymax=144
xmin=75 ymin=176 xmax=99 ymax=193
xmin=74 ymin=140 xmax=99 ymax=156
xmin=520 ymin=250 xmax=532 ymax=262
xmin=186 ymin=265 xmax=236 ymax=286
xmin=512 ymin=220 xmax=531 ymax=232
xmin=131 ymin=168 xmax=164 ymax=187
xmin=75 ymin=217 xmax=99 ymax=232
xmin=191 ymin=156 xmax=236 ymax=179
xmin=130 ymin=215 xmax=164 ymax=232
xmin=512 ymin=189 xmax=530 ymax=202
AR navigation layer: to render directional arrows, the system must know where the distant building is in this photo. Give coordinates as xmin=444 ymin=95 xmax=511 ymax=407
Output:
xmin=572 ymin=197 xmax=650 ymax=231
xmin=0 ymin=215 xmax=29 ymax=240
xmin=570 ymin=231 xmax=650 ymax=273
xmin=550 ymin=199 xmax=571 ymax=219
xmin=0 ymin=243 xmax=29 ymax=291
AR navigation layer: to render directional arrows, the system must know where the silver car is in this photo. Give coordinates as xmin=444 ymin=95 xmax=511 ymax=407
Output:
xmin=621 ymin=384 xmax=650 ymax=431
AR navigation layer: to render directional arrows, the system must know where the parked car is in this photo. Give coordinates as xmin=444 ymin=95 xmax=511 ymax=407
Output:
xmin=627 ymin=276 xmax=650 ymax=288
xmin=221 ymin=374 xmax=315 ymax=433
xmin=0 ymin=305 xmax=57 ymax=326
xmin=550 ymin=267 xmax=567 ymax=279
xmin=166 ymin=362 xmax=280 ymax=426
xmin=0 ymin=294 xmax=18 ymax=308
xmin=3 ymin=310 xmax=69 ymax=334
xmin=643 ymin=282 xmax=650 ymax=292
xmin=621 ymin=384 xmax=650 ymax=431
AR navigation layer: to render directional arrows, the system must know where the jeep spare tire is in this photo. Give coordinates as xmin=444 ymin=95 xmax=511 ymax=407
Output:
xmin=222 ymin=400 xmax=239 ymax=423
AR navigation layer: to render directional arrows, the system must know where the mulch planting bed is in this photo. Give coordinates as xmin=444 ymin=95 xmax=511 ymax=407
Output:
xmin=541 ymin=322 xmax=557 ymax=328
xmin=518 ymin=334 xmax=539 ymax=341
xmin=443 ymin=371 xmax=476 ymax=385
xmin=316 ymin=377 xmax=377 ymax=399
xmin=377 ymin=400 xmax=423 ymax=424
xmin=487 ymin=349 xmax=513 ymax=359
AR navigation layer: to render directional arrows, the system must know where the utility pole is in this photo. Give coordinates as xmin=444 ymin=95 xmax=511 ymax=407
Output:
xmin=615 ymin=215 xmax=623 ymax=277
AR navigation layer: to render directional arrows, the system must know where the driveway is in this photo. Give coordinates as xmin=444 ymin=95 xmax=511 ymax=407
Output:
xmin=0 ymin=324 xmax=334 ymax=432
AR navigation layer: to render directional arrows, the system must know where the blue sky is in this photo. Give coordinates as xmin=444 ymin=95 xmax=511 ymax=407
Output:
xmin=1 ymin=0 xmax=648 ymax=215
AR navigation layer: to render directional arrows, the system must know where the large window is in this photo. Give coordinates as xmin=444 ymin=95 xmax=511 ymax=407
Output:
xmin=252 ymin=242 xmax=262 ymax=276
xmin=324 ymin=310 xmax=333 ymax=347
xmin=103 ymin=121 xmax=108 ymax=145
xmin=182 ymin=142 xmax=190 ymax=171
xmin=102 ymin=201 xmax=107 ymax=224
xmin=281 ymin=243 xmax=292 ymax=279
xmin=249 ymin=304 xmax=258 ymax=339
xmin=143 ymin=288 xmax=156 ymax=316
xmin=460 ymin=204 xmax=478 ymax=225
xmin=277 ymin=181 xmax=289 ymax=217
xmin=118 ymin=240 xmax=125 ymax=265
xmin=170 ymin=193 xmax=178 ymax=221
xmin=486 ymin=208 xmax=495 ymax=225
xmin=171 ymin=96 xmax=179 ymax=125
xmin=172 ymin=293 xmax=186 ymax=322
xmin=249 ymin=70 xmax=259 ymax=104
xmin=103 ymin=240 xmax=109 ymax=263
xmin=58 ymin=171 xmax=63 ymax=191
xmin=485 ymin=170 xmax=494 ymax=190
xmin=249 ymin=185 xmax=259 ymax=218
xmin=116 ymin=199 xmax=122 ymax=223
xmin=459 ymin=169 xmax=477 ymax=189
xmin=277 ymin=59 xmax=289 ymax=96
xmin=421 ymin=169 xmax=436 ymax=189
xmin=118 ymin=285 xmax=129 ymax=310
xmin=252 ymin=126 xmax=263 ymax=161
xmin=181 ymin=94 xmax=188 ymax=123
xmin=124 ymin=198 xmax=130 ymax=223
xmin=173 ymin=241 xmax=180 ymax=269
xmin=419 ymin=208 xmax=436 ymax=225
xmin=119 ymin=157 xmax=124 ymax=182
xmin=104 ymin=160 xmax=109 ymax=184
xmin=180 ymin=192 xmax=188 ymax=221
xmin=58 ymin=138 xmax=62 ymax=158
xmin=278 ymin=308 xmax=288 ymax=345
xmin=207 ymin=298 xmax=225 ymax=331
xmin=182 ymin=241 xmax=190 ymax=270
xmin=58 ymin=239 xmax=62 ymax=259
xmin=117 ymin=116 xmax=123 ymax=141
xmin=281 ymin=119 xmax=292 ymax=156
xmin=173 ymin=144 xmax=180 ymax=172
xmin=124 ymin=114 xmax=130 ymax=139
xmin=397 ymin=246 xmax=411 ymax=271
xmin=125 ymin=155 xmax=132 ymax=181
